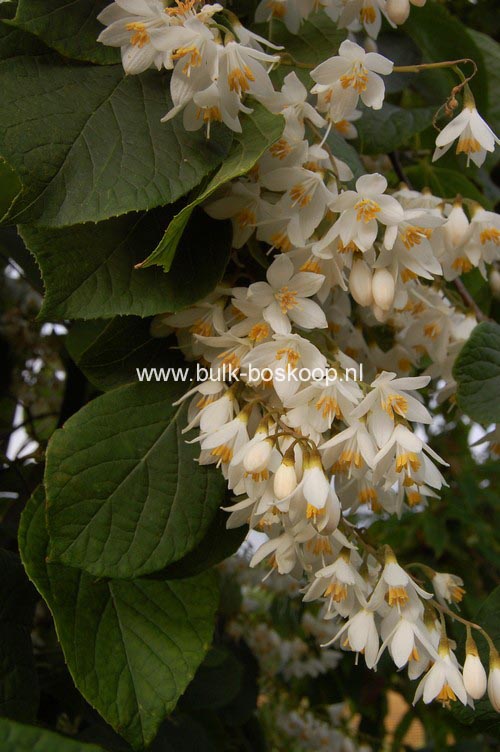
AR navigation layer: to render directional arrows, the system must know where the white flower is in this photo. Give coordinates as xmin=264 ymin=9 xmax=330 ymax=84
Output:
xmin=433 ymin=105 xmax=499 ymax=167
xmin=351 ymin=371 xmax=432 ymax=448
xmin=220 ymin=40 xmax=279 ymax=100
xmin=369 ymin=549 xmax=432 ymax=610
xmin=372 ymin=423 xmax=447 ymax=491
xmin=97 ymin=0 xmax=171 ymax=74
xmin=314 ymin=173 xmax=404 ymax=254
xmin=246 ymin=254 xmax=327 ymax=334
xmin=463 ymin=652 xmax=487 ymax=700
xmin=311 ymin=40 xmax=393 ymax=121
xmin=488 ymin=656 xmax=500 ymax=712
xmin=260 ymin=165 xmax=336 ymax=246
xmin=206 ymin=181 xmax=262 ymax=247
xmin=267 ymin=72 xmax=326 ymax=141
xmin=432 ymin=572 xmax=465 ymax=606
xmin=320 ymin=418 xmax=378 ymax=476
xmin=284 ymin=377 xmax=362 ymax=433
xmin=324 ymin=608 xmax=379 ymax=669
xmin=414 ymin=640 xmax=468 ymax=707
xmin=240 ymin=333 xmax=328 ymax=400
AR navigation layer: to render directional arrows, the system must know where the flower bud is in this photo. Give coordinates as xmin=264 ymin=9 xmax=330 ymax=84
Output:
xmin=372 ymin=304 xmax=390 ymax=323
xmin=490 ymin=268 xmax=500 ymax=298
xmin=243 ymin=438 xmax=273 ymax=474
xmin=488 ymin=653 xmax=500 ymax=712
xmin=463 ymin=644 xmax=487 ymax=700
xmin=444 ymin=201 xmax=469 ymax=248
xmin=350 ymin=259 xmax=373 ymax=307
xmin=273 ymin=457 xmax=297 ymax=500
xmin=386 ymin=0 xmax=411 ymax=25
xmin=372 ymin=268 xmax=395 ymax=311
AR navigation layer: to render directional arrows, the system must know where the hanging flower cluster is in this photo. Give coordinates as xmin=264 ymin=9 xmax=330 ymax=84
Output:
xmin=98 ymin=0 xmax=500 ymax=714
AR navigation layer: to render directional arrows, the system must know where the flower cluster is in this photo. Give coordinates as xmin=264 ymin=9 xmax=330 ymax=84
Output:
xmin=98 ymin=0 xmax=500 ymax=715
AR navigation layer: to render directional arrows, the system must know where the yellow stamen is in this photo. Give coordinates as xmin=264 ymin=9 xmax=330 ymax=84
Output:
xmin=248 ymin=322 xmax=270 ymax=342
xmin=228 ymin=66 xmax=255 ymax=94
xmin=436 ymin=683 xmax=457 ymax=706
xmin=315 ymin=396 xmax=341 ymax=420
xmin=480 ymin=228 xmax=500 ymax=245
xmin=423 ymin=323 xmax=441 ymax=340
xmin=275 ymin=286 xmax=298 ymax=313
xmin=340 ymin=64 xmax=369 ymax=94
xmin=236 ymin=208 xmax=256 ymax=228
xmin=360 ymin=4 xmax=376 ymax=24
xmin=456 ymin=136 xmax=481 ymax=155
xmin=211 ymin=444 xmax=233 ymax=463
xmin=275 ymin=347 xmax=300 ymax=367
xmin=269 ymin=138 xmax=292 ymax=159
xmin=401 ymin=226 xmax=432 ymax=250
xmin=290 ymin=183 xmax=312 ymax=207
xmin=354 ymin=198 xmax=381 ymax=222
xmin=382 ymin=394 xmax=409 ymax=419
xmin=324 ymin=582 xmax=348 ymax=602
xmin=385 ymin=586 xmax=409 ymax=607
xmin=395 ymin=452 xmax=421 ymax=473
xmin=126 ymin=22 xmax=150 ymax=48
xmin=452 ymin=256 xmax=473 ymax=273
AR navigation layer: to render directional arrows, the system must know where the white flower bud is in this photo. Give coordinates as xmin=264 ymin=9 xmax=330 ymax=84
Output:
xmin=463 ymin=653 xmax=487 ymax=700
xmin=488 ymin=657 xmax=500 ymax=712
xmin=386 ymin=0 xmax=411 ymax=25
xmin=372 ymin=304 xmax=390 ymax=323
xmin=490 ymin=268 xmax=500 ymax=298
xmin=372 ymin=268 xmax=395 ymax=311
xmin=243 ymin=438 xmax=273 ymax=473
xmin=273 ymin=458 xmax=297 ymax=500
xmin=349 ymin=259 xmax=373 ymax=307
xmin=444 ymin=202 xmax=469 ymax=248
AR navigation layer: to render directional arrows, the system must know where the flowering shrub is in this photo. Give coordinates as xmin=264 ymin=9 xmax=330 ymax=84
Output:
xmin=0 ymin=0 xmax=499 ymax=750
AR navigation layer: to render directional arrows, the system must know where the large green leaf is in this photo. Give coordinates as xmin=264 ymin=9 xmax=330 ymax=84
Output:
xmin=45 ymin=380 xmax=226 ymax=578
xmin=12 ymin=1 xmax=119 ymax=64
xmin=451 ymin=586 xmax=500 ymax=737
xmin=71 ymin=317 xmax=180 ymax=392
xmin=257 ymin=11 xmax=346 ymax=87
xmin=21 ymin=208 xmax=231 ymax=320
xmin=354 ymin=104 xmax=435 ymax=155
xmin=453 ymin=321 xmax=500 ymax=424
xmin=0 ymin=57 xmax=232 ymax=227
xmin=406 ymin=163 xmax=488 ymax=205
xmin=0 ymin=550 xmax=39 ymax=722
xmin=19 ymin=488 xmax=218 ymax=750
xmin=405 ymin=1 xmax=488 ymax=112
xmin=0 ymin=719 xmax=107 ymax=752
xmin=138 ymin=104 xmax=284 ymax=271
xmin=468 ymin=29 xmax=500 ymax=133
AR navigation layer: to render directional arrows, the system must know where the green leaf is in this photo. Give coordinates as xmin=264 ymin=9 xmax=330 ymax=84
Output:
xmin=0 ymin=718 xmax=107 ymax=752
xmin=451 ymin=586 xmax=500 ymax=737
xmin=0 ymin=3 xmax=49 ymax=61
xmin=21 ymin=208 xmax=231 ymax=319
xmin=326 ymin=131 xmax=365 ymax=181
xmin=0 ymin=160 xmax=21 ymax=219
xmin=160 ymin=509 xmax=247 ymax=579
xmin=453 ymin=321 xmax=500 ymax=424
xmin=0 ymin=57 xmax=232 ymax=227
xmin=405 ymin=164 xmax=487 ymax=205
xmin=354 ymin=104 xmax=435 ymax=155
xmin=139 ymin=104 xmax=284 ymax=272
xmin=12 ymin=1 xmax=120 ymax=65
xmin=404 ymin=1 xmax=488 ymax=112
xmin=0 ymin=549 xmax=39 ymax=722
xmin=45 ymin=380 xmax=227 ymax=578
xmin=468 ymin=29 xmax=500 ymax=133
xmin=71 ymin=317 xmax=181 ymax=392
xmin=19 ymin=488 xmax=218 ymax=749
xmin=256 ymin=11 xmax=346 ymax=87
